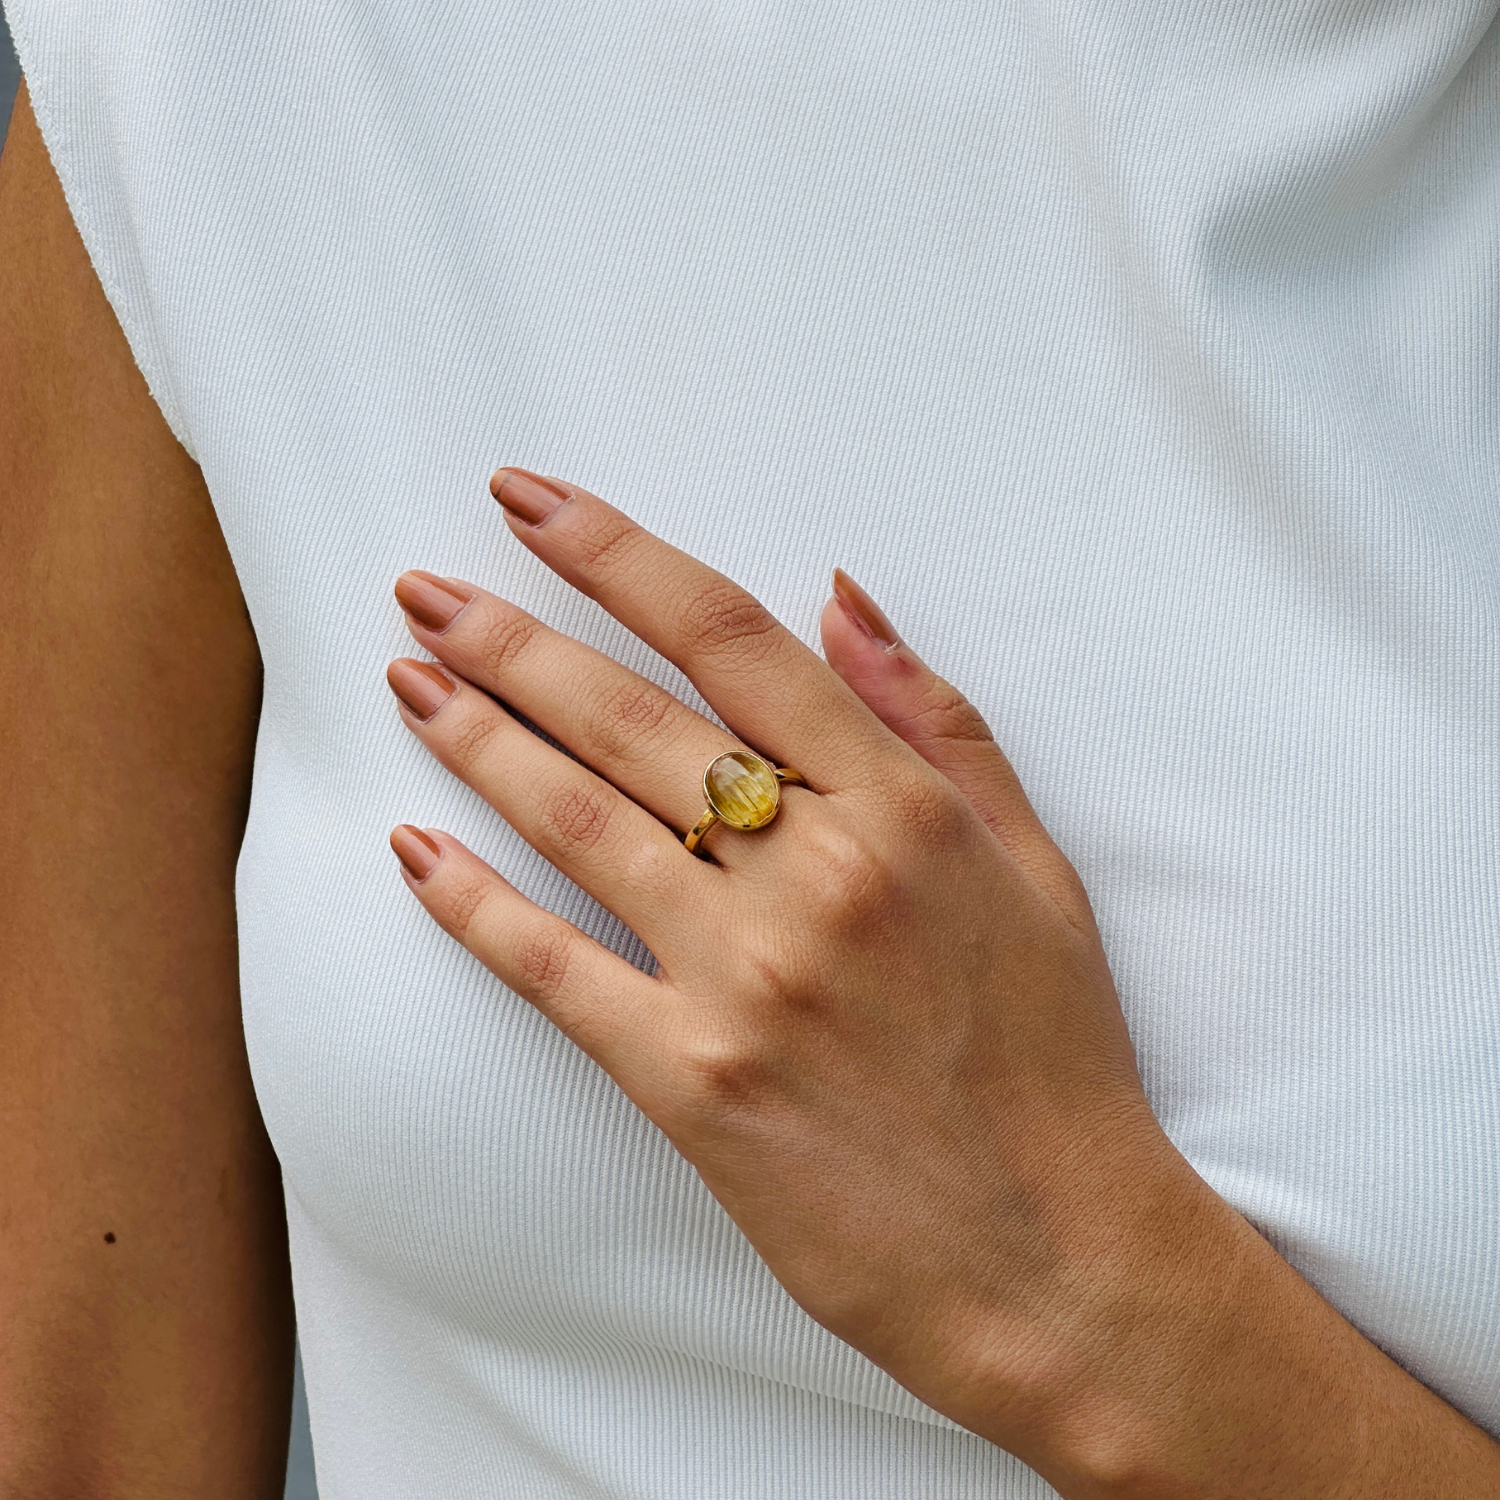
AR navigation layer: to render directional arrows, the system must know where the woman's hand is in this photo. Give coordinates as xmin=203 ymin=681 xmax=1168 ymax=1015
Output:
xmin=385 ymin=470 xmax=1500 ymax=1499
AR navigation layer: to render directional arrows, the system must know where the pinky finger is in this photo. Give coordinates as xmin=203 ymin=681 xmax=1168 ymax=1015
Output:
xmin=390 ymin=825 xmax=670 ymax=1092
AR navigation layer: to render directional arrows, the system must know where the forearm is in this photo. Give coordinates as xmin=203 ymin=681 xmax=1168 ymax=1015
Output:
xmin=0 ymin=802 xmax=292 ymax=1498
xmin=945 ymin=1140 xmax=1500 ymax=1499
xmin=0 ymin=85 xmax=293 ymax=1497
xmin=2 ymin=973 xmax=293 ymax=1500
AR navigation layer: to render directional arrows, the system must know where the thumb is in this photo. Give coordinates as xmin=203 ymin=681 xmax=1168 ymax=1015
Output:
xmin=821 ymin=570 xmax=1092 ymax=927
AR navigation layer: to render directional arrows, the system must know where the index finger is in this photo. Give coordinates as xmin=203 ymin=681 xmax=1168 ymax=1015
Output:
xmin=489 ymin=468 xmax=885 ymax=783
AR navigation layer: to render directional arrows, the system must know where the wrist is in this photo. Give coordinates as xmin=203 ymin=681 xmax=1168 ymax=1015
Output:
xmin=1027 ymin=1165 xmax=1255 ymax=1498
xmin=917 ymin=1126 xmax=1497 ymax=1500
xmin=917 ymin=1122 xmax=1252 ymax=1497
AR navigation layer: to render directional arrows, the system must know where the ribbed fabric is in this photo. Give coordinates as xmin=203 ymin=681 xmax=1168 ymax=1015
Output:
xmin=12 ymin=2 xmax=1499 ymax=1493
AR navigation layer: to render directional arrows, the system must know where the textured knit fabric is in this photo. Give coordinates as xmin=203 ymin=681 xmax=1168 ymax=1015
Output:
xmin=11 ymin=2 xmax=1500 ymax=1495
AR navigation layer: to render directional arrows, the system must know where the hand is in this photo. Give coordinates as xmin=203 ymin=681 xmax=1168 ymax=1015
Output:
xmin=385 ymin=470 xmax=1500 ymax=1499
xmin=383 ymin=463 xmax=1182 ymax=1469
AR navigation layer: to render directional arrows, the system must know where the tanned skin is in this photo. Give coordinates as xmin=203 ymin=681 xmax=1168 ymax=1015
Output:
xmin=0 ymin=86 xmax=292 ymax=1499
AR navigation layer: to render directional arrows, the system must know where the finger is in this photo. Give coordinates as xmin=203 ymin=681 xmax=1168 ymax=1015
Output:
xmin=393 ymin=570 xmax=738 ymax=843
xmin=390 ymin=825 xmax=672 ymax=1089
xmin=387 ymin=658 xmax=707 ymax=942
xmin=820 ymin=571 xmax=1093 ymax=925
xmin=487 ymin=468 xmax=883 ymax=785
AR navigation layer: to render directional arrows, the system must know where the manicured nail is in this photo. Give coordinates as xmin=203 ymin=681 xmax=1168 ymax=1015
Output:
xmin=387 ymin=658 xmax=457 ymax=720
xmin=489 ymin=467 xmax=572 ymax=525
xmin=390 ymin=824 xmax=442 ymax=881
xmin=832 ymin=568 xmax=900 ymax=651
xmin=395 ymin=570 xmax=476 ymax=634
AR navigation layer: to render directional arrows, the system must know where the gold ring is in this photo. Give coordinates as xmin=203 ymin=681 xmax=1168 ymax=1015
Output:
xmin=684 ymin=750 xmax=807 ymax=856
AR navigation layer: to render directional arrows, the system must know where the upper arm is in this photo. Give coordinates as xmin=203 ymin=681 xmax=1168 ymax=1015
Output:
xmin=0 ymin=84 xmax=292 ymax=1498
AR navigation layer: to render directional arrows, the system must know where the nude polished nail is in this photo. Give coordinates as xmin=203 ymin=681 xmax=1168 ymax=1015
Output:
xmin=390 ymin=824 xmax=442 ymax=881
xmin=395 ymin=570 xmax=476 ymax=633
xmin=832 ymin=568 xmax=900 ymax=651
xmin=490 ymin=467 xmax=571 ymax=525
xmin=387 ymin=658 xmax=457 ymax=720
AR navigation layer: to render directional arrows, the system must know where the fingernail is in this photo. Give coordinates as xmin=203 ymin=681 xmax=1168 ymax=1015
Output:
xmin=395 ymin=570 xmax=476 ymax=634
xmin=387 ymin=658 xmax=457 ymax=720
xmin=490 ymin=467 xmax=572 ymax=526
xmin=391 ymin=824 xmax=442 ymax=881
xmin=832 ymin=568 xmax=900 ymax=651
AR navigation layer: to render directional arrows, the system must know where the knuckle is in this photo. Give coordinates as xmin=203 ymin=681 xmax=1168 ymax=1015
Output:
xmin=673 ymin=1027 xmax=775 ymax=1120
xmin=745 ymin=947 xmax=825 ymax=1019
xmin=445 ymin=705 xmax=505 ymax=776
xmin=678 ymin=577 xmax=780 ymax=664
xmin=903 ymin=680 xmax=994 ymax=747
xmin=1053 ymin=864 xmax=1098 ymax=932
xmin=510 ymin=922 xmax=574 ymax=1003
xmin=442 ymin=871 xmax=498 ymax=941
xmin=474 ymin=607 xmax=544 ymax=679
xmin=886 ymin=773 xmax=969 ymax=842
xmin=539 ymin=780 xmax=616 ymax=859
xmin=574 ymin=511 xmax=646 ymax=574
xmin=593 ymin=677 xmax=679 ymax=760
xmin=796 ymin=820 xmax=902 ymax=928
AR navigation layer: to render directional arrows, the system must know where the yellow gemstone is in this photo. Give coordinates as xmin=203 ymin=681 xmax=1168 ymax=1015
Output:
xmin=704 ymin=750 xmax=781 ymax=830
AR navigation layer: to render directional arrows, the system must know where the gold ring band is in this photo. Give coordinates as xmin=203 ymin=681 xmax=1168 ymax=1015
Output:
xmin=684 ymin=750 xmax=806 ymax=856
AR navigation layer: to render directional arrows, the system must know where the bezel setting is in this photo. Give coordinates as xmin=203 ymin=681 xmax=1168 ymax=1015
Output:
xmin=702 ymin=750 xmax=782 ymax=830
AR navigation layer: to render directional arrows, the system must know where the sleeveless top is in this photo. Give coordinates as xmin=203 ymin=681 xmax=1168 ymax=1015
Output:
xmin=13 ymin=3 xmax=1500 ymax=1495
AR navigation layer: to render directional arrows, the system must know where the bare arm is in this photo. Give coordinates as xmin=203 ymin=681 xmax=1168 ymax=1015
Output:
xmin=0 ymin=85 xmax=292 ymax=1499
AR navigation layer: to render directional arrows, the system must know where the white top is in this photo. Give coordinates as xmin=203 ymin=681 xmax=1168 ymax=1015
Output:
xmin=13 ymin=2 xmax=1500 ymax=1494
